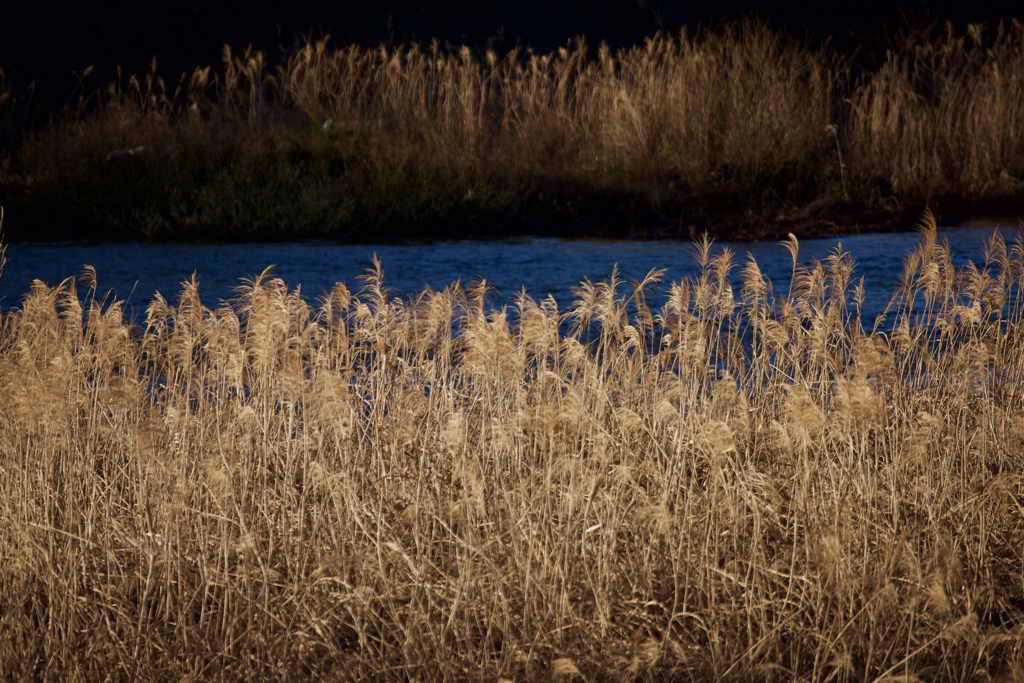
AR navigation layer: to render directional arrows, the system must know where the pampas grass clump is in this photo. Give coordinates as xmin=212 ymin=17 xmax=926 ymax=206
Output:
xmin=1 ymin=212 xmax=1023 ymax=681
xmin=9 ymin=20 xmax=1024 ymax=237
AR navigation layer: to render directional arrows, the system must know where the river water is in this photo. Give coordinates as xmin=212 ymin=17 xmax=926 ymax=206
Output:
xmin=1 ymin=224 xmax=1020 ymax=325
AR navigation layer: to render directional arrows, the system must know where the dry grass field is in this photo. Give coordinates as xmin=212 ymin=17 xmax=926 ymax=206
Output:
xmin=4 ymin=21 xmax=1024 ymax=238
xmin=1 ymin=211 xmax=1022 ymax=681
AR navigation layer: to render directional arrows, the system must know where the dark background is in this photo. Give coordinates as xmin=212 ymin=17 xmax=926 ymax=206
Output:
xmin=1 ymin=1 xmax=1021 ymax=95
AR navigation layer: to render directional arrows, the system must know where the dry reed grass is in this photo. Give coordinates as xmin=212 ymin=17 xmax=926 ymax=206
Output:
xmin=6 ymin=20 xmax=1024 ymax=238
xmin=1 ymin=211 xmax=1022 ymax=681
xmin=846 ymin=22 xmax=1024 ymax=201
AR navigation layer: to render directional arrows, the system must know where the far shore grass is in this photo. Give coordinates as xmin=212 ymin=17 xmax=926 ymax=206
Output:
xmin=3 ymin=20 xmax=1024 ymax=241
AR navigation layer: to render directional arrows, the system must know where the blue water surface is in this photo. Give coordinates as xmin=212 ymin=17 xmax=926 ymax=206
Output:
xmin=1 ymin=224 xmax=1020 ymax=325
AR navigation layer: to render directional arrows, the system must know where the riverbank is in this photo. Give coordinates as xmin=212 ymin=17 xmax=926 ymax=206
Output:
xmin=4 ymin=186 xmax=1020 ymax=245
xmin=3 ymin=20 xmax=1024 ymax=241
xmin=0 ymin=185 xmax=929 ymax=243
